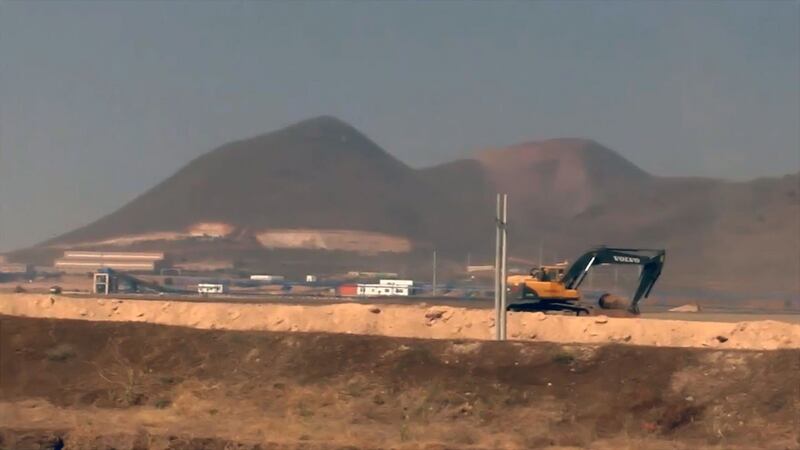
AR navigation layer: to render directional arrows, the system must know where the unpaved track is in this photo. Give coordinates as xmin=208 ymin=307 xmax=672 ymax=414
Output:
xmin=1 ymin=293 xmax=799 ymax=350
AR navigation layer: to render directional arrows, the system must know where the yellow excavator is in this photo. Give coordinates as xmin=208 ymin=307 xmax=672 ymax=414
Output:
xmin=507 ymin=246 xmax=666 ymax=315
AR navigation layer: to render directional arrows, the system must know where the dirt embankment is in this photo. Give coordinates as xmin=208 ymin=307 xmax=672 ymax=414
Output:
xmin=1 ymin=294 xmax=799 ymax=350
xmin=2 ymin=315 xmax=799 ymax=450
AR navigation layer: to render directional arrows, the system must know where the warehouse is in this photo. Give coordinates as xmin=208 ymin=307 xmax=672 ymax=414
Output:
xmin=55 ymin=251 xmax=165 ymax=273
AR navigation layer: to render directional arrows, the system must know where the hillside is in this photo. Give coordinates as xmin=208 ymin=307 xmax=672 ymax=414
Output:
xmin=476 ymin=138 xmax=652 ymax=220
xmin=3 ymin=315 xmax=799 ymax=449
xmin=474 ymin=139 xmax=798 ymax=294
xmin=11 ymin=117 xmax=799 ymax=296
xmin=50 ymin=116 xmax=430 ymax=246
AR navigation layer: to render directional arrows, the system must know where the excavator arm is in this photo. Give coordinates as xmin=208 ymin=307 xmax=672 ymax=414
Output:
xmin=561 ymin=247 xmax=666 ymax=314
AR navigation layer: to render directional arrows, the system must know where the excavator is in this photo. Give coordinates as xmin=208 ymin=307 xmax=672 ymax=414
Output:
xmin=506 ymin=246 xmax=665 ymax=315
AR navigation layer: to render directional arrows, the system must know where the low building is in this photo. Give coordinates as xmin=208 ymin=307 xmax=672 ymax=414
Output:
xmin=250 ymin=275 xmax=285 ymax=283
xmin=0 ymin=263 xmax=33 ymax=274
xmin=55 ymin=250 xmax=165 ymax=273
xmin=337 ymin=283 xmax=358 ymax=296
xmin=357 ymin=284 xmax=411 ymax=296
xmin=346 ymin=271 xmax=399 ymax=279
xmin=55 ymin=259 xmax=159 ymax=273
xmin=64 ymin=251 xmax=165 ymax=260
xmin=379 ymin=279 xmax=413 ymax=287
xmin=467 ymin=265 xmax=494 ymax=273
xmin=198 ymin=283 xmax=227 ymax=295
xmin=173 ymin=260 xmax=234 ymax=272
xmin=338 ymin=279 xmax=414 ymax=297
xmin=0 ymin=263 xmax=34 ymax=281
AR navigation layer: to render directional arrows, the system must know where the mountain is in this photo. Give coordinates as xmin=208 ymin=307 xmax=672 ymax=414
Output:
xmin=474 ymin=139 xmax=798 ymax=294
xmin=52 ymin=116 xmax=420 ymax=241
xmin=476 ymin=138 xmax=651 ymax=218
xmin=11 ymin=117 xmax=799 ymax=296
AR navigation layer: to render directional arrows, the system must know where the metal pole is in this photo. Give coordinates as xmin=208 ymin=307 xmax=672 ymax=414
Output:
xmin=494 ymin=194 xmax=501 ymax=340
xmin=538 ymin=243 xmax=543 ymax=267
xmin=432 ymin=250 xmax=437 ymax=296
xmin=500 ymin=194 xmax=508 ymax=341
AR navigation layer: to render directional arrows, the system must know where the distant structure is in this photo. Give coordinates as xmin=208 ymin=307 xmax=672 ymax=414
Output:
xmin=0 ymin=262 xmax=34 ymax=281
xmin=92 ymin=267 xmax=168 ymax=294
xmin=173 ymin=259 xmax=234 ymax=272
xmin=346 ymin=271 xmax=399 ymax=279
xmin=55 ymin=251 xmax=165 ymax=273
xmin=466 ymin=265 xmax=494 ymax=273
xmin=250 ymin=275 xmax=285 ymax=283
xmin=198 ymin=283 xmax=227 ymax=295
xmin=338 ymin=279 xmax=414 ymax=297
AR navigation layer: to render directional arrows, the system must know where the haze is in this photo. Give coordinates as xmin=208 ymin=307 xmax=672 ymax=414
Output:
xmin=1 ymin=1 xmax=798 ymax=252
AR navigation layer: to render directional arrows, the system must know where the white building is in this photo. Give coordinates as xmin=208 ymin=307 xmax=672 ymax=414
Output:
xmin=250 ymin=275 xmax=285 ymax=283
xmin=198 ymin=283 xmax=227 ymax=294
xmin=356 ymin=279 xmax=414 ymax=297
xmin=379 ymin=279 xmax=414 ymax=287
xmin=55 ymin=251 xmax=165 ymax=273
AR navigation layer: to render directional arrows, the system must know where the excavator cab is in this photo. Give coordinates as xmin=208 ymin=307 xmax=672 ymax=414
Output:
xmin=529 ymin=263 xmax=568 ymax=282
xmin=508 ymin=247 xmax=665 ymax=315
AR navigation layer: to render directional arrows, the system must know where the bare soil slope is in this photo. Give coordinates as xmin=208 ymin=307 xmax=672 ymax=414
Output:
xmin=3 ymin=293 xmax=800 ymax=350
xmin=2 ymin=315 xmax=799 ymax=450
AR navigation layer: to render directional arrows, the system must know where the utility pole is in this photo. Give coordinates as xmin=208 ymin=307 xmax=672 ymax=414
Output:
xmin=494 ymin=195 xmax=502 ymax=340
xmin=494 ymin=194 xmax=508 ymax=341
xmin=432 ymin=249 xmax=437 ymax=296
xmin=500 ymin=194 xmax=508 ymax=341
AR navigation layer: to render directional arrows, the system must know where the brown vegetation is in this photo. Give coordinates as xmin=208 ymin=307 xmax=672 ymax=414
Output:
xmin=1 ymin=315 xmax=799 ymax=449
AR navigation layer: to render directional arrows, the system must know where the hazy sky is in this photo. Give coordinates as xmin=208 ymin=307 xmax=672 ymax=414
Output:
xmin=1 ymin=1 xmax=798 ymax=252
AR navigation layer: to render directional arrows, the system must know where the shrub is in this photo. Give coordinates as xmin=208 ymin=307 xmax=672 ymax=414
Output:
xmin=45 ymin=343 xmax=76 ymax=362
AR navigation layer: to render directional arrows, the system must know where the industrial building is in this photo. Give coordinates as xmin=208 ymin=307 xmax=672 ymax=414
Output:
xmin=0 ymin=263 xmax=33 ymax=274
xmin=55 ymin=251 xmax=165 ymax=273
xmin=0 ymin=262 xmax=34 ymax=281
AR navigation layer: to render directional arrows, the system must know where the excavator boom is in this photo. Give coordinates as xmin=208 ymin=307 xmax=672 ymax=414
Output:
xmin=560 ymin=247 xmax=666 ymax=313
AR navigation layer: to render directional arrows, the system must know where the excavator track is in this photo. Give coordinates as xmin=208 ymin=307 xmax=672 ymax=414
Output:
xmin=507 ymin=299 xmax=592 ymax=316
